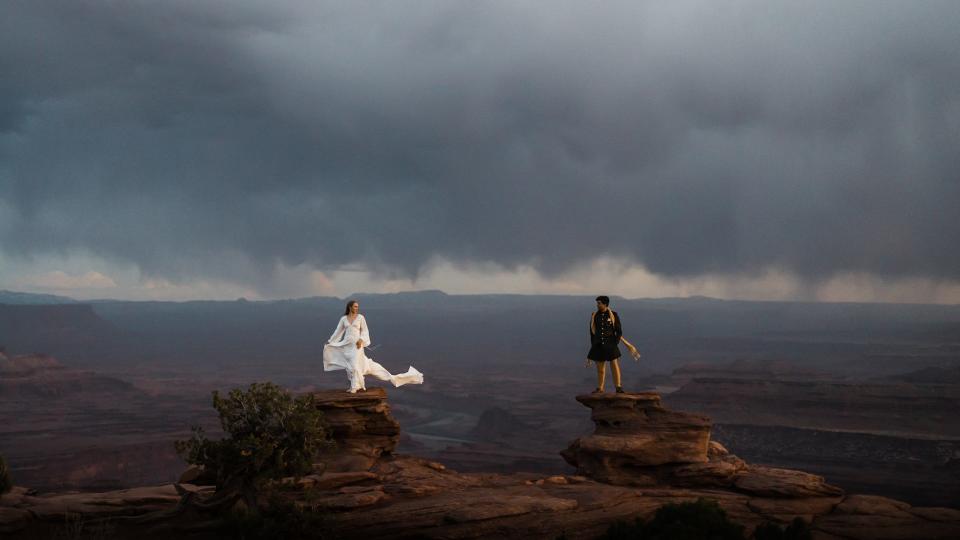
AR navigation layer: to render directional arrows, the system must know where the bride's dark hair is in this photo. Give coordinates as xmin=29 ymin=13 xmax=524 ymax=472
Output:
xmin=344 ymin=299 xmax=358 ymax=315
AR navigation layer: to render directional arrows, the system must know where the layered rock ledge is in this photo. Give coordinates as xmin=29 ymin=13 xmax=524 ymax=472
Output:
xmin=561 ymin=392 xmax=712 ymax=480
xmin=311 ymin=388 xmax=401 ymax=472
xmin=561 ymin=392 xmax=843 ymax=499
xmin=2 ymin=389 xmax=960 ymax=540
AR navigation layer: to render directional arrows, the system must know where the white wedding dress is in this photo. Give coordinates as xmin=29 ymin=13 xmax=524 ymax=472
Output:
xmin=322 ymin=314 xmax=424 ymax=393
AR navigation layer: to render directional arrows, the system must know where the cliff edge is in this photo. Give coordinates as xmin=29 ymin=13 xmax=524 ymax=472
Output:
xmin=2 ymin=389 xmax=960 ymax=539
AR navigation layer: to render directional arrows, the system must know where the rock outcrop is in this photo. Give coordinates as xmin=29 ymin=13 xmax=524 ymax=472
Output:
xmin=561 ymin=392 xmax=711 ymax=483
xmin=312 ymin=388 xmax=401 ymax=472
xmin=562 ymin=392 xmax=843 ymax=499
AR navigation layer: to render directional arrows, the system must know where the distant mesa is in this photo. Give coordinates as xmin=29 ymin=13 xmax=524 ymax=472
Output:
xmin=0 ymin=303 xmax=119 ymax=361
xmin=0 ymin=289 xmax=77 ymax=305
xmin=888 ymin=365 xmax=960 ymax=385
xmin=666 ymin=373 xmax=960 ymax=439
xmin=353 ymin=289 xmax=448 ymax=298
xmin=0 ymin=351 xmax=64 ymax=376
xmin=685 ymin=295 xmax=723 ymax=302
xmin=671 ymin=359 xmax=829 ymax=381
xmin=0 ymin=351 xmax=135 ymax=399
xmin=350 ymin=289 xmax=450 ymax=306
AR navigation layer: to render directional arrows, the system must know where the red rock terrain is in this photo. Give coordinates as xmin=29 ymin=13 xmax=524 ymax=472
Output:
xmin=3 ymin=388 xmax=960 ymax=539
xmin=0 ymin=352 xmax=212 ymax=492
xmin=666 ymin=376 xmax=960 ymax=437
xmin=662 ymin=367 xmax=960 ymax=507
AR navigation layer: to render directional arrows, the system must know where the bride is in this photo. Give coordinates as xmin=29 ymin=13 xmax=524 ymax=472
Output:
xmin=323 ymin=299 xmax=424 ymax=393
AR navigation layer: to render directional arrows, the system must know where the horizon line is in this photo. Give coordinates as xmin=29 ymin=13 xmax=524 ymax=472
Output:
xmin=2 ymin=288 xmax=959 ymax=308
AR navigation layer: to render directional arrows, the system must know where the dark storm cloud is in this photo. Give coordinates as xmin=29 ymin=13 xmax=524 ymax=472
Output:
xmin=1 ymin=1 xmax=959 ymax=286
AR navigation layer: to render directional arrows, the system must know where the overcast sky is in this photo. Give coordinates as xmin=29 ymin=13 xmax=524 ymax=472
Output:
xmin=2 ymin=1 xmax=959 ymax=302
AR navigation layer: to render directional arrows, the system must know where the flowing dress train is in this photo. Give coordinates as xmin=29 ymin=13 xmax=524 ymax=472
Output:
xmin=322 ymin=314 xmax=424 ymax=393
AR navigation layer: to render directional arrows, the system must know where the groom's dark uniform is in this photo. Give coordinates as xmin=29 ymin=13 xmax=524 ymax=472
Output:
xmin=588 ymin=310 xmax=622 ymax=362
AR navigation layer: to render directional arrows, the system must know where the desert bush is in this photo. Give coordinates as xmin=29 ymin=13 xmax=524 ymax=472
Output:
xmin=52 ymin=512 xmax=116 ymax=540
xmin=218 ymin=491 xmax=333 ymax=540
xmin=175 ymin=382 xmax=333 ymax=513
xmin=601 ymin=498 xmax=745 ymax=540
xmin=0 ymin=454 xmax=12 ymax=495
xmin=754 ymin=517 xmax=812 ymax=540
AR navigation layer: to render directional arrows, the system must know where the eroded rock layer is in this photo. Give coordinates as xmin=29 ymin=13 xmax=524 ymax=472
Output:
xmin=562 ymin=392 xmax=843 ymax=500
xmin=561 ymin=392 xmax=711 ymax=485
xmin=311 ymin=388 xmax=401 ymax=472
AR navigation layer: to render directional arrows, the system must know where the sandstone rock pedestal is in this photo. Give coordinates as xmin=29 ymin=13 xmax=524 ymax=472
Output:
xmin=312 ymin=388 xmax=401 ymax=472
xmin=561 ymin=392 xmax=842 ymax=499
xmin=561 ymin=392 xmax=711 ymax=485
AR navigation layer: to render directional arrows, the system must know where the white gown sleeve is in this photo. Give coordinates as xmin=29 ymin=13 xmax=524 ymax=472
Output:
xmin=360 ymin=315 xmax=371 ymax=347
xmin=328 ymin=316 xmax=345 ymax=344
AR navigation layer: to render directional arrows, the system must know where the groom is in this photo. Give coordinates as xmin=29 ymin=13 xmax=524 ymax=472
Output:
xmin=587 ymin=296 xmax=638 ymax=393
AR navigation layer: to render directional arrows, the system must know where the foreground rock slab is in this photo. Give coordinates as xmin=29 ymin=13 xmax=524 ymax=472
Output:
xmin=324 ymin=456 xmax=960 ymax=540
xmin=3 ymin=456 xmax=959 ymax=539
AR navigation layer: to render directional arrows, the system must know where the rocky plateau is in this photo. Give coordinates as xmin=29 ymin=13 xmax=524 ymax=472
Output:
xmin=2 ymin=388 xmax=960 ymax=539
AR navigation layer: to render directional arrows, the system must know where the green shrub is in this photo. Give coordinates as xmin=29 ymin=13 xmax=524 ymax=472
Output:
xmin=0 ymin=454 xmax=12 ymax=495
xmin=601 ymin=498 xmax=746 ymax=540
xmin=218 ymin=492 xmax=333 ymax=540
xmin=51 ymin=512 xmax=116 ymax=540
xmin=754 ymin=518 xmax=812 ymax=540
xmin=175 ymin=382 xmax=333 ymax=512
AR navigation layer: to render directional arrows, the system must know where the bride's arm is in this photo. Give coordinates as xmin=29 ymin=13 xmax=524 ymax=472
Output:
xmin=328 ymin=316 xmax=345 ymax=343
xmin=359 ymin=315 xmax=371 ymax=347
